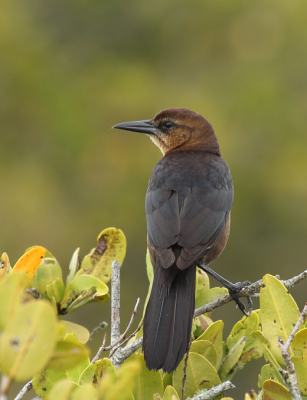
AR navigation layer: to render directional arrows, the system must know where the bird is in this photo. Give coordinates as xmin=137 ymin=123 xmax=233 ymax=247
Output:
xmin=113 ymin=108 xmax=251 ymax=373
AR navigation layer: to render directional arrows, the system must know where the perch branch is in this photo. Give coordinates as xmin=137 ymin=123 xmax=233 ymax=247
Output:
xmin=13 ymin=380 xmax=33 ymax=400
xmin=278 ymin=302 xmax=307 ymax=400
xmin=113 ymin=269 xmax=307 ymax=366
xmin=186 ymin=381 xmax=235 ymax=400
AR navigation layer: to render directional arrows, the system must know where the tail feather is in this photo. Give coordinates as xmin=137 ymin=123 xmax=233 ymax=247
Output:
xmin=143 ymin=261 xmax=196 ymax=372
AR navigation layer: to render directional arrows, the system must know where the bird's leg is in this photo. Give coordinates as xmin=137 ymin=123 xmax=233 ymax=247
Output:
xmin=197 ymin=262 xmax=253 ymax=316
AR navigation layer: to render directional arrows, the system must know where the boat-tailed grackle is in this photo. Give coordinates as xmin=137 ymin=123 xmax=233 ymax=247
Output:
xmin=113 ymin=108 xmax=251 ymax=373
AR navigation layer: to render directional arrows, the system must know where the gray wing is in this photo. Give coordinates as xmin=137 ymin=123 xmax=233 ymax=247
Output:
xmin=145 ymin=153 xmax=233 ymax=270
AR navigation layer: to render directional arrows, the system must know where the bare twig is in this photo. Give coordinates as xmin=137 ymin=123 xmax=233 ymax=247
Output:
xmin=91 ymin=298 xmax=141 ymax=364
xmin=182 ymin=341 xmax=192 ymax=400
xmin=13 ymin=380 xmax=33 ymax=400
xmin=111 ymin=260 xmax=121 ymax=346
xmin=89 ymin=321 xmax=108 ymax=341
xmin=110 ymin=269 xmax=307 ymax=367
xmin=277 ymin=302 xmax=307 ymax=400
xmin=255 ymin=390 xmax=263 ymax=400
xmin=91 ymin=332 xmax=107 ymax=363
xmin=186 ymin=380 xmax=235 ymax=400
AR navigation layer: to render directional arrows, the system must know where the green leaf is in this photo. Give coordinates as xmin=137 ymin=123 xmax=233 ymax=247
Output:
xmin=0 ymin=252 xmax=12 ymax=281
xmin=61 ymin=321 xmax=90 ymax=344
xmin=163 ymin=372 xmax=173 ymax=389
xmin=0 ymin=271 xmax=31 ymax=329
xmin=252 ymin=331 xmax=284 ymax=385
xmin=60 ymin=274 xmax=109 ymax=314
xmin=292 ymin=328 xmax=307 ymax=358
xmin=48 ymin=380 xmax=79 ymax=400
xmin=190 ymin=340 xmax=218 ymax=368
xmin=67 ymin=248 xmax=80 ymax=285
xmin=64 ymin=333 xmax=90 ymax=383
xmin=195 ymin=287 xmax=228 ymax=310
xmin=227 ymin=311 xmax=263 ymax=365
xmin=78 ymin=228 xmax=126 ymax=283
xmin=173 ymin=352 xmax=221 ymax=399
xmin=260 ymin=274 xmax=299 ymax=365
xmin=46 ymin=278 xmax=65 ymax=304
xmin=48 ymin=340 xmax=89 ymax=371
xmin=292 ymin=356 xmax=307 ymax=395
xmin=97 ymin=358 xmax=140 ymax=400
xmin=71 ymin=384 xmax=98 ymax=400
xmin=219 ymin=336 xmax=246 ymax=380
xmin=196 ymin=320 xmax=224 ymax=367
xmin=195 ymin=268 xmax=210 ymax=309
xmin=163 ymin=385 xmax=180 ymax=400
xmin=129 ymin=353 xmax=163 ymax=400
xmin=262 ymin=380 xmax=292 ymax=400
xmin=79 ymin=358 xmax=117 ymax=387
xmin=33 ymin=367 xmax=66 ymax=398
xmin=0 ymin=300 xmax=58 ymax=381
xmin=258 ymin=364 xmax=284 ymax=389
xmin=143 ymin=249 xmax=154 ymax=316
xmin=31 ymin=252 xmax=63 ymax=299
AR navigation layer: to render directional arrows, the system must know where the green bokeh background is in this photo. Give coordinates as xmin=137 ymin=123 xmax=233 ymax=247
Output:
xmin=1 ymin=0 xmax=307 ymax=398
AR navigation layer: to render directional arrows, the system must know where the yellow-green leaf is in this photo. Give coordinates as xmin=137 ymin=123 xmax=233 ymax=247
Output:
xmin=31 ymin=252 xmax=63 ymax=299
xmin=48 ymin=340 xmax=89 ymax=371
xmin=173 ymin=352 xmax=220 ymax=399
xmin=79 ymin=358 xmax=117 ymax=387
xmin=12 ymin=246 xmax=46 ymax=278
xmin=260 ymin=274 xmax=299 ymax=365
xmin=61 ymin=321 xmax=90 ymax=344
xmin=164 ymin=385 xmax=180 ymax=400
xmin=195 ymin=287 xmax=228 ymax=310
xmin=0 ymin=271 xmax=31 ymax=329
xmin=258 ymin=364 xmax=284 ymax=389
xmin=0 ymin=252 xmax=11 ymax=281
xmin=48 ymin=380 xmax=79 ymax=400
xmin=292 ymin=356 xmax=307 ymax=395
xmin=195 ymin=268 xmax=210 ymax=309
xmin=196 ymin=320 xmax=224 ymax=367
xmin=263 ymin=380 xmax=292 ymax=400
xmin=71 ymin=384 xmax=98 ymax=400
xmin=143 ymin=249 xmax=154 ymax=315
xmin=46 ymin=278 xmax=65 ymax=304
xmin=252 ymin=331 xmax=284 ymax=385
xmin=292 ymin=328 xmax=307 ymax=358
xmin=219 ymin=336 xmax=246 ymax=380
xmin=129 ymin=353 xmax=163 ymax=400
xmin=78 ymin=228 xmax=126 ymax=283
xmin=33 ymin=367 xmax=66 ymax=399
xmin=227 ymin=311 xmax=263 ymax=364
xmin=67 ymin=248 xmax=80 ymax=285
xmin=190 ymin=340 xmax=218 ymax=368
xmin=60 ymin=275 xmax=109 ymax=314
xmin=0 ymin=300 xmax=58 ymax=381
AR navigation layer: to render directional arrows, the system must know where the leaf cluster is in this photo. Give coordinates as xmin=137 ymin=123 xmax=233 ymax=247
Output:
xmin=1 ymin=229 xmax=307 ymax=400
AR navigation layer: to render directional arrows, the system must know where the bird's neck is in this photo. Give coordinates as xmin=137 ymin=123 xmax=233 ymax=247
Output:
xmin=166 ymin=142 xmax=221 ymax=157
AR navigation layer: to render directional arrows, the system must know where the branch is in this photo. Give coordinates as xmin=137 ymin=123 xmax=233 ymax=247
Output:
xmin=111 ymin=260 xmax=121 ymax=345
xmin=110 ymin=269 xmax=307 ymax=366
xmin=278 ymin=302 xmax=307 ymax=400
xmin=13 ymin=380 xmax=33 ymax=400
xmin=186 ymin=381 xmax=235 ymax=400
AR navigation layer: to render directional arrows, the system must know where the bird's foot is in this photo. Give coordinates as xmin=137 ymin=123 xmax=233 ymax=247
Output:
xmin=226 ymin=280 xmax=253 ymax=316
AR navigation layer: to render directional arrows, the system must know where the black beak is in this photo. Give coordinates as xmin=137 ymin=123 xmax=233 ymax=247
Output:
xmin=112 ymin=119 xmax=156 ymax=135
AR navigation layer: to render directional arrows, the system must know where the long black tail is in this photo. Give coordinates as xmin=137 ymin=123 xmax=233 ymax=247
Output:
xmin=143 ymin=261 xmax=196 ymax=373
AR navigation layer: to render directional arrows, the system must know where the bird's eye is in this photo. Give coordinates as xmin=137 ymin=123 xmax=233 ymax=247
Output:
xmin=164 ymin=121 xmax=174 ymax=129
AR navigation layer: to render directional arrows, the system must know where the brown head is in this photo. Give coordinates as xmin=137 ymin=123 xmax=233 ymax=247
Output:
xmin=113 ymin=108 xmax=221 ymax=156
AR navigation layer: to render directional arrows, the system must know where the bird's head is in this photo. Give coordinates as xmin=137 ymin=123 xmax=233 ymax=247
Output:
xmin=113 ymin=108 xmax=221 ymax=156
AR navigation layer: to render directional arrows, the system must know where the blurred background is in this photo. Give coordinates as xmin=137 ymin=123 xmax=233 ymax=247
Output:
xmin=1 ymin=0 xmax=307 ymax=398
